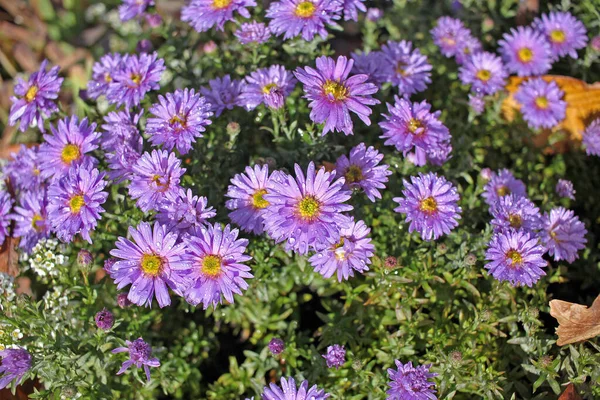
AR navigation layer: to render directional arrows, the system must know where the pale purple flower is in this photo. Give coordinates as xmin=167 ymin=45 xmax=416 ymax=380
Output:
xmin=582 ymin=119 xmax=600 ymax=156
xmin=459 ymin=51 xmax=508 ymax=96
xmin=261 ymin=377 xmax=330 ymax=400
xmin=481 ymin=169 xmax=526 ymax=206
xmin=119 ymin=0 xmax=154 ymax=21
xmin=235 ymin=21 xmax=271 ymax=44
xmin=240 ymin=65 xmax=296 ymax=110
xmin=10 ymin=189 xmax=50 ymax=252
xmin=322 ymin=344 xmax=345 ymax=369
xmin=266 ymin=0 xmax=342 ymax=41
xmin=490 ymin=194 xmax=541 ymax=234
xmin=468 ymin=93 xmax=485 ymax=114
xmin=381 ymin=40 xmax=432 ymax=96
xmin=4 ymin=145 xmax=43 ymax=191
xmin=431 ymin=16 xmax=469 ymax=58
xmin=0 ymin=348 xmax=32 ymax=389
xmin=540 ymin=207 xmax=587 ymax=264
xmin=156 ymin=188 xmax=216 ymax=236
xmin=200 ymin=75 xmax=245 ymax=117
xmin=112 ymin=338 xmax=160 ymax=381
xmin=454 ymin=34 xmax=482 ymax=65
xmin=101 ymin=109 xmax=142 ymax=153
xmin=350 ymin=51 xmax=388 ymax=86
xmin=498 ymin=26 xmax=553 ymax=77
xmin=387 ymin=360 xmax=437 ymax=400
xmin=514 ymin=78 xmax=566 ymax=129
xmin=366 ymin=8 xmax=382 ymax=22
xmin=0 ymin=191 xmax=12 ymax=247
xmin=555 ymin=179 xmax=575 ymax=200
xmin=87 ymin=53 xmax=123 ymax=100
xmin=341 ymin=0 xmax=365 ymax=21
xmin=533 ymin=11 xmax=588 ymax=59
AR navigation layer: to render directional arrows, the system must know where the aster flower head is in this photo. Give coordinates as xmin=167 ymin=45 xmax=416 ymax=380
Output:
xmin=269 ymin=338 xmax=285 ymax=355
xmin=101 ymin=109 xmax=142 ymax=153
xmin=540 ymin=207 xmax=587 ymax=263
xmin=309 ymin=219 xmax=374 ymax=281
xmin=485 ymin=229 xmax=547 ymax=287
xmin=11 ymin=189 xmax=50 ymax=252
xmin=482 ymin=169 xmax=527 ymax=206
xmin=156 ymin=188 xmax=216 ymax=236
xmin=366 ymin=7 xmax=382 ymax=22
xmin=294 ymin=55 xmax=379 ymax=136
xmin=323 ymin=344 xmax=345 ymax=369
xmin=4 ymin=145 xmax=43 ymax=191
xmin=514 ymin=78 xmax=566 ymax=130
xmin=534 ymin=11 xmax=588 ymax=59
xmin=350 ymin=51 xmax=388 ymax=86
xmin=200 ymin=75 xmax=245 ymax=117
xmin=490 ymin=194 xmax=541 ymax=234
xmin=431 ymin=16 xmax=470 ymax=57
xmin=0 ymin=191 xmax=12 ymax=247
xmin=555 ymin=179 xmax=575 ymax=200
xmin=266 ymin=0 xmax=342 ymax=41
xmin=106 ymin=141 xmax=143 ymax=184
xmin=263 ymin=162 xmax=353 ymax=255
xmin=582 ymin=119 xmax=600 ymax=156
xmin=261 ymin=377 xmax=330 ymax=400
xmin=381 ymin=40 xmax=432 ymax=96
xmin=468 ymin=93 xmax=485 ymax=115
xmin=335 ymin=142 xmax=391 ymax=202
xmin=459 ymin=51 xmax=508 ymax=96
xmin=393 ymin=172 xmax=461 ymax=241
xmin=0 ymin=348 xmax=32 ymax=390
xmin=119 ymin=0 xmax=154 ymax=21
xmin=106 ymin=52 xmax=165 ymax=109
xmin=87 ymin=53 xmax=123 ymax=100
xmin=498 ymin=26 xmax=553 ymax=77
xmin=225 ymin=164 xmax=274 ymax=235
xmin=112 ymin=338 xmax=160 ymax=381
xmin=9 ymin=60 xmax=63 ymax=133
xmin=387 ymin=360 xmax=437 ymax=400
xmin=379 ymin=97 xmax=451 ymax=166
xmin=109 ymin=222 xmax=189 ymax=308
xmin=183 ymin=223 xmax=252 ymax=309
xmin=235 ymin=21 xmax=271 ymax=44
xmin=95 ymin=308 xmax=114 ymax=330
xmin=47 ymin=165 xmax=108 ymax=243
xmin=240 ymin=65 xmax=296 ymax=110
xmin=454 ymin=34 xmax=483 ymax=65
xmin=128 ymin=150 xmax=185 ymax=212
xmin=341 ymin=0 xmax=366 ymax=21
xmin=39 ymin=116 xmax=100 ymax=181
xmin=181 ymin=0 xmax=256 ymax=32
xmin=147 ymin=88 xmax=213 ymax=154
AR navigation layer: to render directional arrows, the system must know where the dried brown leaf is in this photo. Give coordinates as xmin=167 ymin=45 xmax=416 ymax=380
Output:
xmin=549 ymin=295 xmax=600 ymax=346
xmin=558 ymin=383 xmax=582 ymax=400
xmin=0 ymin=236 xmax=20 ymax=277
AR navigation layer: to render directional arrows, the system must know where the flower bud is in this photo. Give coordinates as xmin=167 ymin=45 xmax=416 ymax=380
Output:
xmin=95 ymin=308 xmax=114 ymax=330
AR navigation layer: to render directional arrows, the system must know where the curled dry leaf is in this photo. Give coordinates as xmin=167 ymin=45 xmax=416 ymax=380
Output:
xmin=549 ymin=295 xmax=600 ymax=346
xmin=558 ymin=383 xmax=582 ymax=400
xmin=0 ymin=236 xmax=20 ymax=277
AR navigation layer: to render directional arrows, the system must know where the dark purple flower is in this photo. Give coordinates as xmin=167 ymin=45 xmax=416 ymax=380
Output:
xmin=294 ymin=55 xmax=379 ymax=136
xmin=490 ymin=194 xmax=540 ymax=234
xmin=117 ymin=293 xmax=132 ymax=308
xmin=582 ymin=119 xmax=600 ymax=156
xmin=261 ymin=377 xmax=330 ymax=400
xmin=485 ymin=229 xmax=547 ymax=287
xmin=112 ymin=338 xmax=160 ymax=381
xmin=0 ymin=191 xmax=13 ymax=247
xmin=9 ymin=60 xmax=63 ymax=133
xmin=200 ymin=75 xmax=245 ymax=117
xmin=393 ymin=172 xmax=461 ymax=241
xmin=77 ymin=249 xmax=93 ymax=268
xmin=87 ymin=53 xmax=123 ymax=100
xmin=156 ymin=188 xmax=216 ymax=236
xmin=0 ymin=348 xmax=32 ymax=389
xmin=4 ymin=145 xmax=43 ymax=192
xmin=514 ymin=78 xmax=566 ymax=130
xmin=540 ymin=207 xmax=587 ymax=263
xmin=387 ymin=360 xmax=437 ymax=400
xmin=498 ymin=26 xmax=553 ymax=77
xmin=182 ymin=0 xmax=256 ymax=32
xmin=555 ymin=179 xmax=575 ymax=200
xmin=341 ymin=0 xmax=365 ymax=21
xmin=95 ymin=308 xmax=114 ymax=330
xmin=240 ymin=65 xmax=296 ymax=110
xmin=266 ymin=0 xmax=342 ymax=41
xmin=10 ymin=189 xmax=49 ymax=252
xmin=350 ymin=51 xmax=388 ymax=86
xmin=235 ymin=21 xmax=271 ymax=44
xmin=381 ymin=40 xmax=432 ymax=96
xmin=322 ymin=344 xmax=345 ymax=369
xmin=533 ymin=11 xmax=588 ymax=59
xmin=136 ymin=39 xmax=153 ymax=53
xmin=268 ymin=338 xmax=285 ymax=355
xmin=335 ymin=142 xmax=391 ymax=202
xmin=459 ymin=51 xmax=508 ymax=96
xmin=430 ymin=16 xmax=470 ymax=58
xmin=481 ymin=169 xmax=526 ymax=206
xmin=365 ymin=7 xmax=382 ymax=22
xmin=119 ymin=0 xmax=154 ymax=21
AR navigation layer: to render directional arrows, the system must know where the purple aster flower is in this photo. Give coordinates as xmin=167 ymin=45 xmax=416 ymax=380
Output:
xmin=335 ymin=142 xmax=391 ymax=202
xmin=322 ymin=344 xmax=345 ymax=369
xmin=47 ymin=165 xmax=108 ymax=243
xmin=341 ymin=0 xmax=365 ymax=21
xmin=95 ymin=308 xmax=114 ymax=330
xmin=119 ymin=0 xmax=154 ymax=21
xmin=266 ymin=0 xmax=342 ymax=41
xmin=263 ymin=162 xmax=353 ymax=255
xmin=183 ymin=223 xmax=252 ymax=309
xmin=393 ymin=172 xmax=461 ymax=241
xmin=555 ymin=179 xmax=575 ymax=200
xmin=430 ymin=16 xmax=470 ymax=58
xmin=381 ymin=41 xmax=432 ymax=96
xmin=468 ymin=93 xmax=485 ymax=115
xmin=534 ymin=11 xmax=588 ymax=59
xmin=10 ymin=189 xmax=50 ymax=252
xmin=4 ymin=145 xmax=43 ymax=191
xmin=240 ymin=65 xmax=296 ymax=110
xmin=498 ymin=26 xmax=552 ymax=77
xmin=9 ymin=60 xmax=63 ymax=133
xmin=101 ymin=109 xmax=142 ymax=153
xmin=459 ymin=52 xmax=508 ymax=96
xmin=309 ymin=219 xmax=374 ymax=281
xmin=294 ymin=55 xmax=379 ymax=136
xmin=454 ymin=34 xmax=483 ymax=65
xmin=106 ymin=52 xmax=165 ymax=109
xmin=106 ymin=141 xmax=143 ymax=184
xmin=366 ymin=7 xmax=382 ymax=22
xmin=117 ymin=292 xmax=132 ymax=308
xmin=225 ymin=164 xmax=274 ymax=235
xmin=87 ymin=53 xmax=123 ymax=100
xmin=490 ymin=194 xmax=540 ymax=234
xmin=109 ymin=222 xmax=189 ymax=307
xmin=379 ymin=97 xmax=451 ymax=166
xmin=145 ymin=13 xmax=162 ymax=27
xmin=156 ymin=188 xmax=216 ymax=236
xmin=200 ymin=75 xmax=245 ymax=117
xmin=38 ymin=116 xmax=100 ymax=181
xmin=540 ymin=207 xmax=587 ymax=263
xmin=0 ymin=348 xmax=32 ymax=389
xmin=182 ymin=0 xmax=256 ymax=32
xmin=78 ymin=249 xmax=93 ymax=268
xmin=481 ymin=169 xmax=526 ymax=206
xmin=582 ymin=119 xmax=600 ymax=156
xmin=480 ymin=168 xmax=493 ymax=181
xmin=485 ymin=229 xmax=547 ymax=287
xmin=423 ymin=141 xmax=453 ymax=166
xmin=261 ymin=377 xmax=330 ymax=400
xmin=147 ymin=88 xmax=213 ymax=154
xmin=269 ymin=338 xmax=285 ymax=355
xmin=387 ymin=360 xmax=437 ymax=400
xmin=350 ymin=51 xmax=388 ymax=86
xmin=514 ymin=78 xmax=566 ymax=130
xmin=128 ymin=150 xmax=185 ymax=212
xmin=235 ymin=21 xmax=271 ymax=44
xmin=0 ymin=191 xmax=12 ymax=247
xmin=112 ymin=338 xmax=160 ymax=381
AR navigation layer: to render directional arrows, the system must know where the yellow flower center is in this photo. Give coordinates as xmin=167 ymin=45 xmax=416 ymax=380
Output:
xmin=297 ymin=195 xmax=321 ymax=221
xmin=333 ymin=238 xmax=346 ymax=261
xmin=322 ymin=80 xmax=348 ymax=101
xmin=33 ymin=168 xmax=40 ymax=176
xmin=408 ymin=118 xmax=423 ymax=134
xmin=295 ymin=1 xmax=315 ymax=18
xmin=31 ymin=214 xmax=44 ymax=232
xmin=202 ymin=255 xmax=222 ymax=278
xmin=508 ymin=214 xmax=522 ymax=229
xmin=104 ymin=72 xmax=112 ymax=83
xmin=252 ymin=189 xmax=269 ymax=209
xmin=419 ymin=196 xmax=438 ymax=214
xmin=213 ymin=0 xmax=231 ymax=9
xmin=25 ymin=85 xmax=38 ymax=103
xmin=69 ymin=195 xmax=85 ymax=214
xmin=262 ymin=83 xmax=279 ymax=95
xmin=345 ymin=165 xmax=364 ymax=184
xmin=506 ymin=250 xmax=523 ymax=267
xmin=61 ymin=144 xmax=81 ymax=165
xmin=535 ymin=96 xmax=548 ymax=109
xmin=396 ymin=61 xmax=408 ymax=76
xmin=517 ymin=47 xmax=533 ymax=63
xmin=496 ymin=185 xmax=510 ymax=197
xmin=131 ymin=73 xmax=142 ymax=85
xmin=476 ymin=69 xmax=492 ymax=82
xmin=141 ymin=254 xmax=164 ymax=276
xmin=152 ymin=175 xmax=169 ymax=192
xmin=169 ymin=115 xmax=187 ymax=130
xmin=550 ymin=29 xmax=566 ymax=43
xmin=442 ymin=37 xmax=456 ymax=46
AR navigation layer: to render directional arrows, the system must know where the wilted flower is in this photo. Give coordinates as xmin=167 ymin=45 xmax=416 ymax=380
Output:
xmin=322 ymin=344 xmax=346 ymax=369
xmin=112 ymin=338 xmax=160 ymax=381
xmin=95 ymin=308 xmax=114 ymax=330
